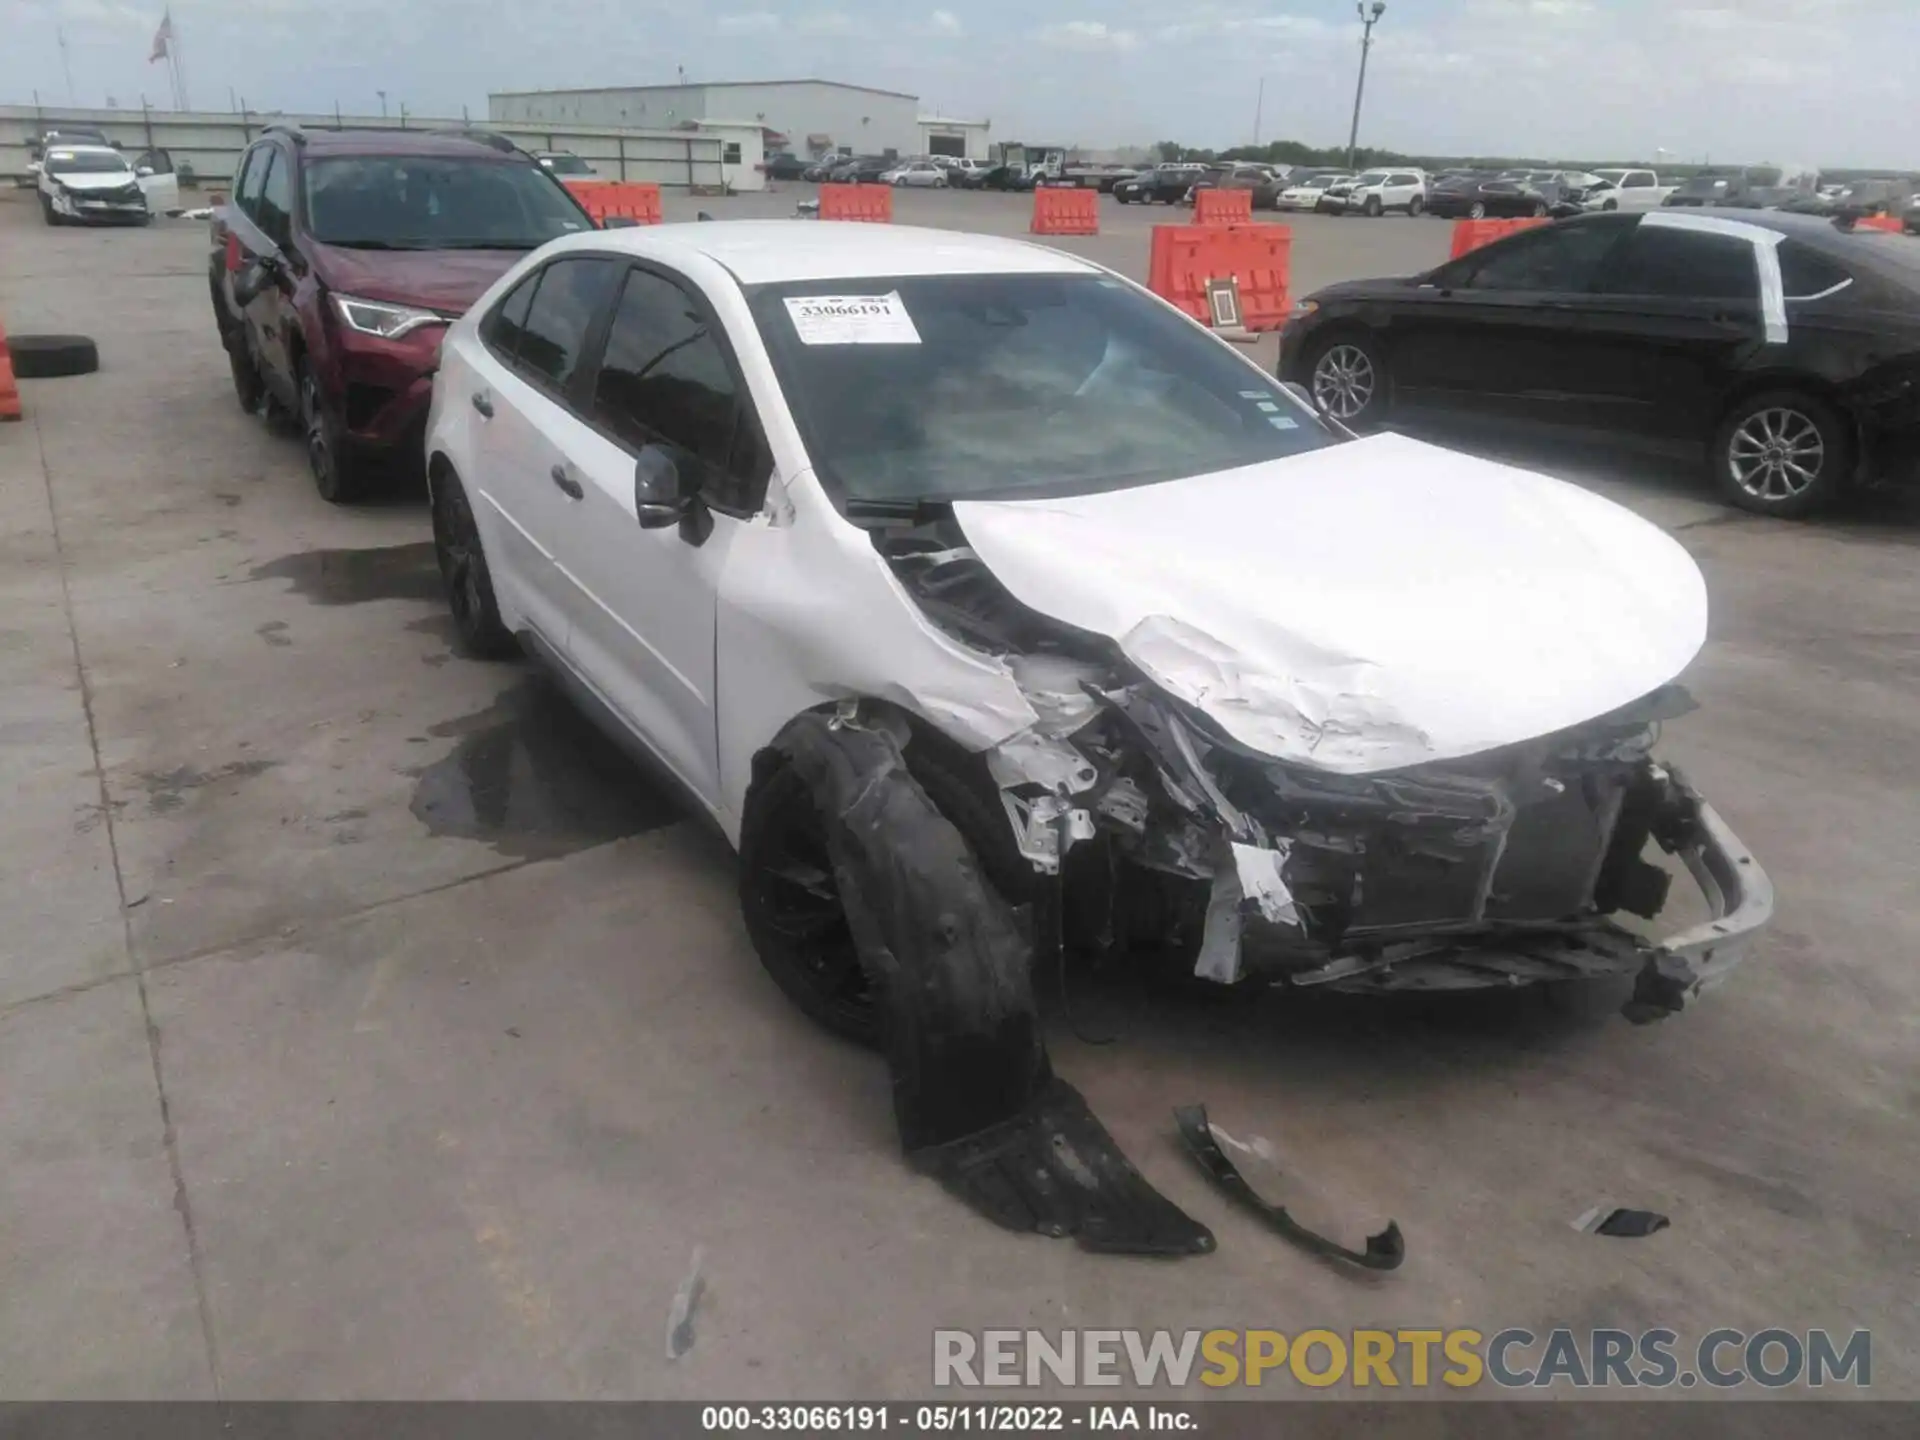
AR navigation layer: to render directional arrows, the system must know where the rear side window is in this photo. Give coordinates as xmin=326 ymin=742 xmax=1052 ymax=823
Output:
xmin=512 ymin=257 xmax=622 ymax=394
xmin=590 ymin=267 xmax=769 ymax=512
xmin=482 ymin=271 xmax=541 ymax=360
xmin=1599 ymin=227 xmax=1758 ymax=300
xmin=1778 ymin=242 xmax=1851 ymax=299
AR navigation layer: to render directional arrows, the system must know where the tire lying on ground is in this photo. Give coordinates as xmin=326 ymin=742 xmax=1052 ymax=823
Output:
xmin=8 ymin=335 xmax=100 ymax=379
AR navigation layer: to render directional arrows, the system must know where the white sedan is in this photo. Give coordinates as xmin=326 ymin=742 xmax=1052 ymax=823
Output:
xmin=882 ymin=160 xmax=949 ymax=188
xmin=425 ymin=221 xmax=1769 ymax=1048
xmin=1274 ymin=173 xmax=1355 ymax=211
xmin=36 ymin=144 xmax=154 ymax=225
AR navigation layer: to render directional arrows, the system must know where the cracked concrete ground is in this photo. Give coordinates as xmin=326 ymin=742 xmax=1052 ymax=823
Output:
xmin=0 ymin=188 xmax=1915 ymax=1404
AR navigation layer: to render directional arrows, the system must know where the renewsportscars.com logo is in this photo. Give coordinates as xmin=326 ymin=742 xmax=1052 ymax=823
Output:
xmin=933 ymin=1328 xmax=1872 ymax=1391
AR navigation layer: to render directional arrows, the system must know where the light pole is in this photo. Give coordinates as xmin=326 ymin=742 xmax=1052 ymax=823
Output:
xmin=1346 ymin=1 xmax=1385 ymax=172
xmin=377 ymin=89 xmax=387 ymax=118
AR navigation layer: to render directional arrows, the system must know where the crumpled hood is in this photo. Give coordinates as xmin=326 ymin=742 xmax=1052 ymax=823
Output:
xmin=952 ymin=432 xmax=1708 ymax=775
xmin=307 ymin=242 xmax=527 ymax=314
xmin=52 ymin=170 xmax=139 ymax=192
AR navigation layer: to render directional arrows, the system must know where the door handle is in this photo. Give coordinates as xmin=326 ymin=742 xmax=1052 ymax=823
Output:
xmin=549 ymin=464 xmax=584 ymax=500
xmin=471 ymin=391 xmax=493 ymax=419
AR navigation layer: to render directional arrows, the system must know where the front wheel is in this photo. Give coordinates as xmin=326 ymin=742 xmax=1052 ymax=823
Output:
xmin=298 ymin=359 xmax=373 ymax=504
xmin=1364 ymin=196 xmax=1383 ymax=217
xmin=1468 ymin=200 xmax=1487 ymax=220
xmin=1407 ymin=195 xmax=1424 ymax=217
xmin=1712 ymin=390 xmax=1851 ymax=519
xmin=1602 ymin=198 xmax=1619 ymax=211
xmin=1305 ymin=331 xmax=1387 ymax=428
xmin=40 ymin=194 xmax=61 ymax=226
xmin=227 ymin=339 xmax=266 ymax=416
xmin=1531 ymin=201 xmax=1548 ymax=217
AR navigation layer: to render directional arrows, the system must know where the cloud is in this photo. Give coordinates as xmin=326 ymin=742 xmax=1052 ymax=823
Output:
xmin=929 ymin=8 xmax=960 ymax=35
xmin=1157 ymin=12 xmax=1333 ymax=42
xmin=796 ymin=9 xmax=854 ymax=33
xmin=715 ymin=10 xmax=778 ymax=33
xmin=1037 ymin=20 xmax=1140 ymax=51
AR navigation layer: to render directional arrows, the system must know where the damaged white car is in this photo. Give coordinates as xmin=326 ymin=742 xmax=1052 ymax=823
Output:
xmin=425 ymin=221 xmax=1771 ymax=1247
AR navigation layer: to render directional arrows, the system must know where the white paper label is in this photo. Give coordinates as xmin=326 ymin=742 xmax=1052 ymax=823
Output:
xmin=784 ymin=292 xmax=921 ymax=346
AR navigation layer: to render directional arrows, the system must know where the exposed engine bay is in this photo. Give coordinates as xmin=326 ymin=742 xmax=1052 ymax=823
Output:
xmin=879 ymin=512 xmax=1772 ymax=1021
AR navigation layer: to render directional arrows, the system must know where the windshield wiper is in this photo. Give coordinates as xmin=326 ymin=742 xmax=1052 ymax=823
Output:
xmin=433 ymin=239 xmax=543 ymax=250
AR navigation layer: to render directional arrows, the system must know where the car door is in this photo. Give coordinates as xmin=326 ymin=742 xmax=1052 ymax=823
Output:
xmin=1565 ymin=218 xmax=1772 ymax=439
xmin=134 ymin=148 xmax=180 ymax=212
xmin=539 ymin=262 xmax=773 ymax=808
xmin=247 ymin=149 xmax=303 ymax=403
xmin=1384 ymin=216 xmax=1635 ymax=422
xmin=463 ymin=255 xmax=626 ymax=657
xmin=223 ymin=146 xmax=297 ymax=408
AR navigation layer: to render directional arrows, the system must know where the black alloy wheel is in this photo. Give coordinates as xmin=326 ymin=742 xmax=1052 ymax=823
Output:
xmin=431 ymin=470 xmax=517 ymax=658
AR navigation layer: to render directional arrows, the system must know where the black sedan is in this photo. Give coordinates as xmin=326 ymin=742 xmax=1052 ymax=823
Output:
xmin=1426 ymin=177 xmax=1554 ymax=220
xmin=971 ymin=164 xmax=1036 ymax=192
xmin=1114 ymin=166 xmax=1207 ymax=204
xmin=1278 ymin=211 xmax=1920 ymax=517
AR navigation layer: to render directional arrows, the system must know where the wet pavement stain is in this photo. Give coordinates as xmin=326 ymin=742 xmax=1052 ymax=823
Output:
xmin=249 ymin=542 xmax=443 ymax=607
xmin=409 ymin=676 xmax=684 ymax=859
xmin=138 ymin=758 xmax=279 ymax=815
xmin=256 ymin=620 xmax=293 ymax=648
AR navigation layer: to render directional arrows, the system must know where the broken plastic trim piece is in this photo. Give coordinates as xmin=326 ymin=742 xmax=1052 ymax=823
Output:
xmin=1173 ymin=1104 xmax=1405 ymax=1271
xmin=771 ymin=710 xmax=1214 ymax=1256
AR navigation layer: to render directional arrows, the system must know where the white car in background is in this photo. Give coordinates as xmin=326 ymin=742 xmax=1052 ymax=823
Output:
xmin=1274 ymin=171 xmax=1355 ymax=211
xmin=36 ymin=144 xmax=154 ymax=226
xmin=883 ymin=160 xmax=949 ymax=188
xmin=422 ymin=220 xmax=1768 ymax=1055
xmin=1581 ymin=168 xmax=1674 ymax=211
xmin=1326 ymin=168 xmax=1430 ymax=216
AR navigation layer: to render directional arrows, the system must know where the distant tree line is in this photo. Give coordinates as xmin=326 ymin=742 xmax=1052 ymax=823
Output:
xmin=1150 ymin=137 xmax=1739 ymax=179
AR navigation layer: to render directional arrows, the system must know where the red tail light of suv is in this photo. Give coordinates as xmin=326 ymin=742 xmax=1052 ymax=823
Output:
xmin=208 ymin=124 xmax=595 ymax=502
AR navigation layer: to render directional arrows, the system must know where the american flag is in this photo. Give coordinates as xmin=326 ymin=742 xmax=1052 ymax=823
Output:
xmin=149 ymin=11 xmax=173 ymax=63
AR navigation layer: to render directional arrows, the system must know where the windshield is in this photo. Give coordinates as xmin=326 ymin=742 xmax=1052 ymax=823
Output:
xmin=749 ymin=273 xmax=1335 ymax=507
xmin=541 ymin=154 xmax=592 ymax=176
xmin=45 ymin=151 xmax=132 ymax=177
xmin=1356 ymin=171 xmax=1390 ymax=185
xmin=303 ymin=156 xmax=590 ymax=250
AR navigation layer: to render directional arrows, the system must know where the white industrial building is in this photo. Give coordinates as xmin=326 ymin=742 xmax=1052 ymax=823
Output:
xmin=489 ymin=79 xmax=991 ymax=173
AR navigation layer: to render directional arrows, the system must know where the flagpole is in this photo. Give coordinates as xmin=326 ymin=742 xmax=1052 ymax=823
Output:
xmin=171 ymin=10 xmax=190 ymax=110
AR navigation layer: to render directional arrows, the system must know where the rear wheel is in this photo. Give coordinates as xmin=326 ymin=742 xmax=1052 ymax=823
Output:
xmin=1712 ymin=390 xmax=1850 ymax=518
xmin=1468 ymin=200 xmax=1488 ymax=219
xmin=227 ymin=340 xmax=265 ymax=415
xmin=430 ymin=468 xmax=517 ymax=658
xmin=1306 ymin=331 xmax=1386 ymax=427
xmin=1407 ymin=195 xmax=1424 ymax=217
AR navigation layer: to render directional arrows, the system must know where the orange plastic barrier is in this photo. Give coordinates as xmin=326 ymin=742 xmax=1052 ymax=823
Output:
xmin=1031 ymin=187 xmax=1099 ymax=236
xmin=0 ymin=318 xmax=19 ymax=423
xmin=1193 ymin=188 xmax=1253 ymax=226
xmin=566 ymin=180 xmax=662 ymax=226
xmin=1449 ymin=217 xmax=1550 ymax=258
xmin=1855 ymin=214 xmax=1903 ymax=233
xmin=1147 ymin=224 xmax=1292 ymax=332
xmin=817 ymin=183 xmax=893 ymax=223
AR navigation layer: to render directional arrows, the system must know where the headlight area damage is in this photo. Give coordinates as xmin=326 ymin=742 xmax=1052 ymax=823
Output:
xmin=879 ymin=515 xmax=1774 ymax=1022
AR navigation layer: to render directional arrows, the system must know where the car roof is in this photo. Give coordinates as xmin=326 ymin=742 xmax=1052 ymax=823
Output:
xmin=43 ymin=144 xmax=126 ymax=160
xmin=284 ymin=128 xmax=534 ymax=161
xmin=553 ymin=220 xmax=1101 ymax=285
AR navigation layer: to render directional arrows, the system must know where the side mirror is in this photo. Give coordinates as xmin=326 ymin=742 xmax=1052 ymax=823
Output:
xmin=136 ymin=165 xmax=155 ymax=178
xmin=231 ymin=258 xmax=274 ymax=308
xmin=634 ymin=445 xmax=691 ymax=529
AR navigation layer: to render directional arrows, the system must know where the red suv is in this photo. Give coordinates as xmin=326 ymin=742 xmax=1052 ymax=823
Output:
xmin=209 ymin=125 xmax=594 ymax=501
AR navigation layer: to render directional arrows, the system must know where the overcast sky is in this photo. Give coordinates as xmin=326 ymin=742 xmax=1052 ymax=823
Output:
xmin=2 ymin=0 xmax=1912 ymax=167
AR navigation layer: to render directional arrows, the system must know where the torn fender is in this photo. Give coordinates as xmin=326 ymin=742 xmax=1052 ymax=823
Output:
xmin=770 ymin=711 xmax=1214 ymax=1256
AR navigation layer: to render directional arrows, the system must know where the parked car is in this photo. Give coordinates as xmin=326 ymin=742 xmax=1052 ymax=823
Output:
xmin=969 ymin=164 xmax=1035 ymax=192
xmin=37 ymin=144 xmax=153 ymax=226
xmin=1184 ymin=164 xmax=1282 ymax=209
xmin=802 ymin=158 xmax=843 ymax=182
xmin=1274 ymin=171 xmax=1354 ymax=212
xmin=534 ymin=151 xmax=597 ymax=180
xmin=1907 ymin=194 xmax=1920 ymax=235
xmin=831 ymin=156 xmax=894 ymax=185
xmin=1321 ymin=169 xmax=1428 ymax=216
xmin=1113 ymin=165 xmax=1207 ymax=204
xmin=764 ymin=152 xmax=811 ymax=180
xmin=1582 ymin=168 xmax=1674 ymax=212
xmin=1281 ymin=210 xmax=1920 ymax=517
xmin=423 ymin=219 xmax=1768 ymax=1064
xmin=1774 ymin=178 xmax=1913 ymax=219
xmin=18 ymin=126 xmax=118 ymax=188
xmin=208 ymin=125 xmax=594 ymax=502
xmin=883 ymin=160 xmax=949 ymax=188
xmin=1664 ymin=165 xmax=1818 ymax=210
xmin=1426 ymin=176 xmax=1552 ymax=220
xmin=942 ymin=157 xmax=990 ymax=187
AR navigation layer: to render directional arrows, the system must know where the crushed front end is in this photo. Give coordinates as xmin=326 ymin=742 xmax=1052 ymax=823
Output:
xmin=881 ymin=518 xmax=1772 ymax=1021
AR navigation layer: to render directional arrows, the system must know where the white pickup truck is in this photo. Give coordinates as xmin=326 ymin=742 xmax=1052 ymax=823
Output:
xmin=1581 ymin=168 xmax=1675 ymax=212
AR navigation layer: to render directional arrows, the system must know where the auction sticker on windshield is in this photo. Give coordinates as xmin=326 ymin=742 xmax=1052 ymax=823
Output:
xmin=784 ymin=292 xmax=922 ymax=345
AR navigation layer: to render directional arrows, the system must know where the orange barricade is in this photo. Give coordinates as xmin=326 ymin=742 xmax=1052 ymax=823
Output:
xmin=0 ymin=317 xmax=20 ymax=423
xmin=1449 ymin=217 xmax=1550 ymax=258
xmin=1193 ymin=188 xmax=1253 ymax=226
xmin=566 ymin=180 xmax=663 ymax=226
xmin=1031 ymin=187 xmax=1099 ymax=236
xmin=1855 ymin=214 xmax=1903 ymax=233
xmin=817 ymin=183 xmax=893 ymax=223
xmin=1147 ymin=224 xmax=1292 ymax=332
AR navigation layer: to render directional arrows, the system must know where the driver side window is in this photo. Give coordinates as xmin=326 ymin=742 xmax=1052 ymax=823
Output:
xmin=1454 ymin=220 xmax=1629 ymax=292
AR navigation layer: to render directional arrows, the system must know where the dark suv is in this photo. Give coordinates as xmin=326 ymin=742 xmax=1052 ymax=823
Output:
xmin=210 ymin=125 xmax=593 ymax=501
